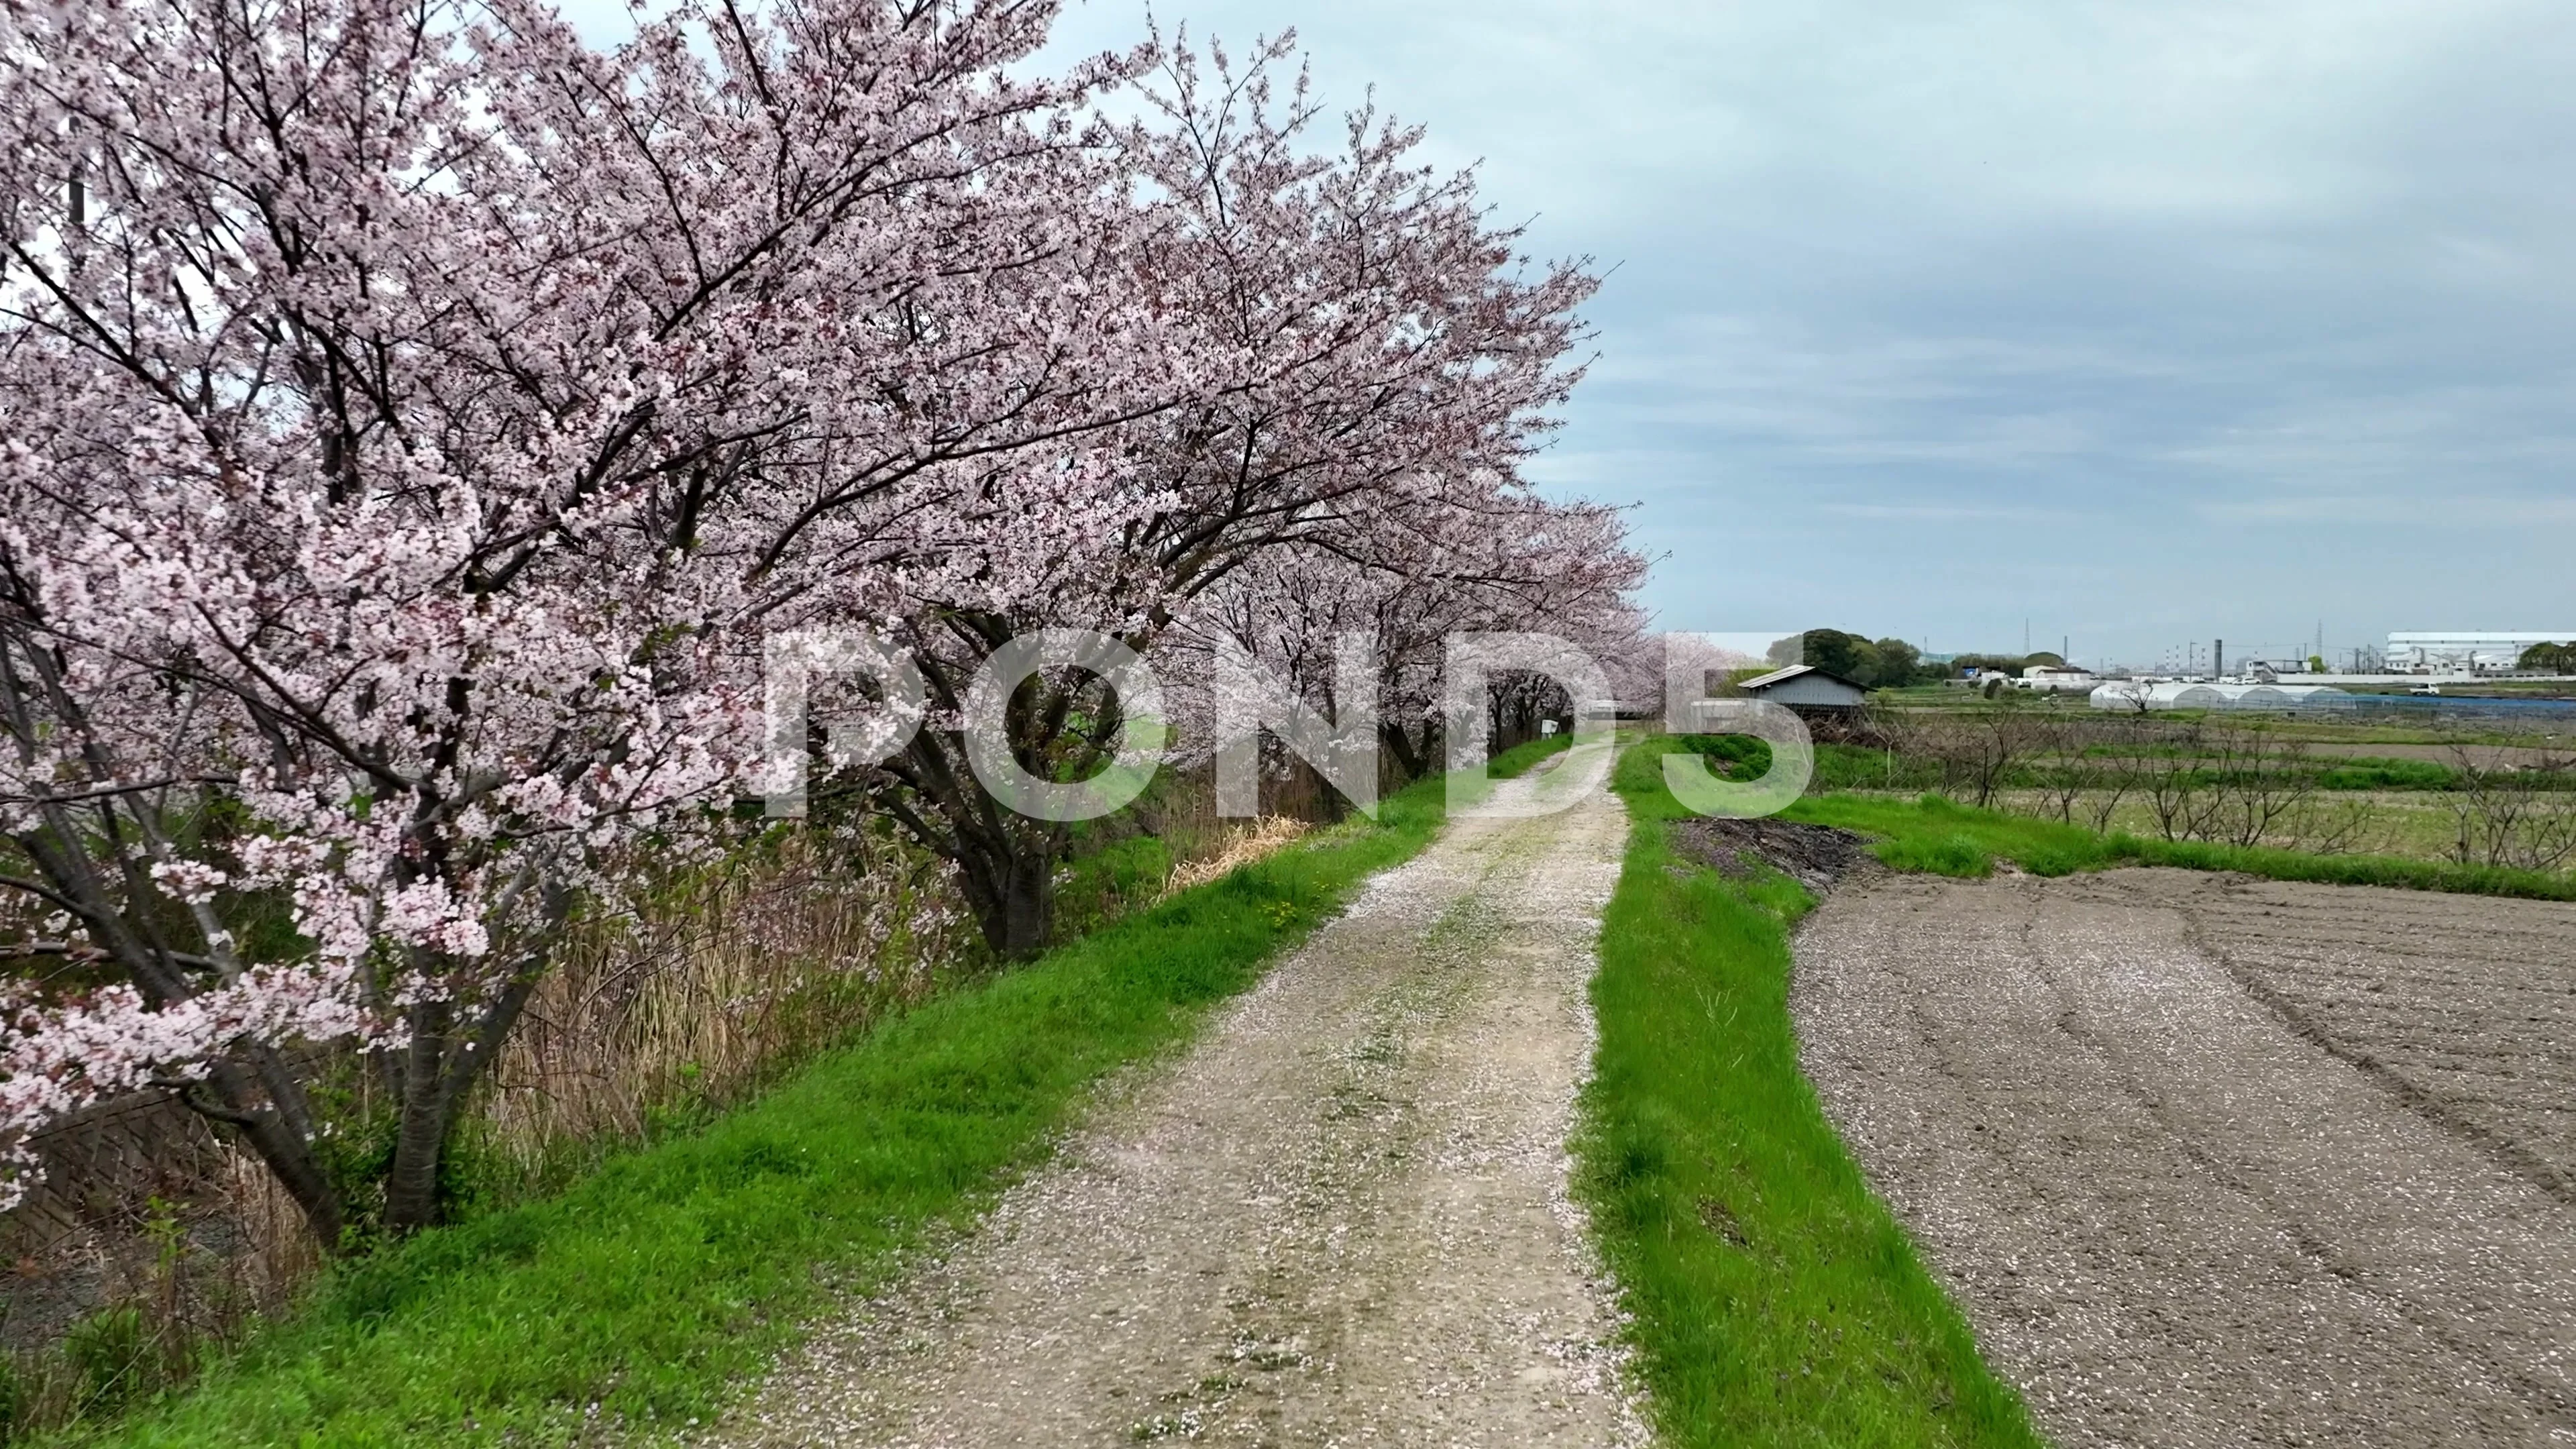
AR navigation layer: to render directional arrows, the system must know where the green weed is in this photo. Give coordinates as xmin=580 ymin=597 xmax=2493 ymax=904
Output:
xmin=1870 ymin=833 xmax=1994 ymax=877
xmin=1 ymin=1355 xmax=25 ymax=1440
xmin=60 ymin=1311 xmax=154 ymax=1422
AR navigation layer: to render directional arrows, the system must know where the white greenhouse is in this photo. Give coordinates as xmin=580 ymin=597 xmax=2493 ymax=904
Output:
xmin=2088 ymin=682 xmax=2353 ymax=713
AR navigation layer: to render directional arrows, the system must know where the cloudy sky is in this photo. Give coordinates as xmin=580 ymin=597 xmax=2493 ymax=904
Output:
xmin=1037 ymin=0 xmax=2576 ymax=667
xmin=560 ymin=0 xmax=2576 ymax=666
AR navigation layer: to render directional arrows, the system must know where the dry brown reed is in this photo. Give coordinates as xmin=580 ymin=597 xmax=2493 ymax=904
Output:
xmin=471 ymin=826 xmax=981 ymax=1193
xmin=1158 ymin=815 xmax=1314 ymax=898
xmin=0 ymin=1150 xmax=316 ymax=1437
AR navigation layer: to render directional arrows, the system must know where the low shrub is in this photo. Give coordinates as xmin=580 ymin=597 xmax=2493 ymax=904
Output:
xmin=1872 ymin=833 xmax=1994 ymax=877
xmin=2316 ymin=758 xmax=2458 ymax=791
xmin=1787 ymin=789 xmax=2576 ymax=902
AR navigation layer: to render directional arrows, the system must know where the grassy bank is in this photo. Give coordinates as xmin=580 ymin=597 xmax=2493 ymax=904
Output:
xmin=51 ymin=739 xmax=1566 ymax=1448
xmin=1576 ymin=738 xmax=2042 ymax=1448
xmin=1786 ymin=792 xmax=2576 ymax=900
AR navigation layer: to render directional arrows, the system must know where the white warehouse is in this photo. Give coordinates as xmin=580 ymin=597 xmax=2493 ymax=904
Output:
xmin=2385 ymin=632 xmax=2576 ymax=673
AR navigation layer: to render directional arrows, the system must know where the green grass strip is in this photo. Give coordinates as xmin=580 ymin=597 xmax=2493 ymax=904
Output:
xmin=2100 ymin=833 xmax=2576 ymax=898
xmin=1784 ymin=791 xmax=2576 ymax=900
xmin=1576 ymin=739 xmax=2043 ymax=1448
xmin=62 ymin=737 xmax=1568 ymax=1448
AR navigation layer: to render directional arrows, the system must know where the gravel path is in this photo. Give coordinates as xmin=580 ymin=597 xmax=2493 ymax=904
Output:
xmin=1794 ymin=866 xmax=2576 ymax=1449
xmin=702 ymin=743 xmax=1647 ymax=1447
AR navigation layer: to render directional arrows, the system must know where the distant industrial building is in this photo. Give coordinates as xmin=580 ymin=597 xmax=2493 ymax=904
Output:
xmin=2385 ymin=632 xmax=2576 ymax=673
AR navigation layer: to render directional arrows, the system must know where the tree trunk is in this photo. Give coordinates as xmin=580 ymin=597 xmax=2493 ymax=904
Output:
xmin=195 ymin=1056 xmax=347 ymax=1251
xmin=1298 ymin=756 xmax=1347 ymax=824
xmin=376 ymin=951 xmax=545 ymax=1238
xmin=381 ymin=998 xmax=453 ymax=1238
xmin=951 ymin=832 xmax=1056 ymax=959
xmin=1379 ymin=720 xmax=1426 ymax=783
xmin=873 ymin=717 xmax=1067 ymax=960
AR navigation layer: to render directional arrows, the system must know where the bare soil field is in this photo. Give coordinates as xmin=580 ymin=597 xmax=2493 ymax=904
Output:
xmin=1795 ymin=867 xmax=2576 ymax=1448
xmin=695 ymin=747 xmax=1646 ymax=1447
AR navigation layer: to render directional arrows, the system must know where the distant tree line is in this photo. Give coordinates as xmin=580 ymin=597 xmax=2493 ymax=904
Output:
xmin=2520 ymin=642 xmax=2576 ymax=674
xmin=1766 ymin=630 xmax=2065 ymax=689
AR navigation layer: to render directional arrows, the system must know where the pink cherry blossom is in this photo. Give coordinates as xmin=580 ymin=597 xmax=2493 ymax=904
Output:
xmin=0 ymin=0 xmax=1640 ymax=1240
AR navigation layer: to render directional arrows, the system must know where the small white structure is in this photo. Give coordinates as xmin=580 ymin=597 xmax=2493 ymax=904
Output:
xmin=2239 ymin=659 xmax=2318 ymax=682
xmin=1733 ymin=664 xmax=1869 ymax=712
xmin=2017 ymin=665 xmax=2100 ymax=694
xmin=2090 ymin=682 xmax=2353 ymax=713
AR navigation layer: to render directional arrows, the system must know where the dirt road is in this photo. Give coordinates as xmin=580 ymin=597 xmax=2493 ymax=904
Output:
xmin=702 ymin=742 xmax=1646 ymax=1447
xmin=1795 ymin=867 xmax=2576 ymax=1448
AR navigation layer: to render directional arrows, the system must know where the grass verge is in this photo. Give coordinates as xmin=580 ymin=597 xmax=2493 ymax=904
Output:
xmin=1784 ymin=792 xmax=2576 ymax=900
xmin=1576 ymin=737 xmax=2043 ymax=1448
xmin=54 ymin=738 xmax=1566 ymax=1448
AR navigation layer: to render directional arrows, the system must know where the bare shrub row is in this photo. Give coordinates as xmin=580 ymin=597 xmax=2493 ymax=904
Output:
xmin=1872 ymin=706 xmax=2576 ymax=869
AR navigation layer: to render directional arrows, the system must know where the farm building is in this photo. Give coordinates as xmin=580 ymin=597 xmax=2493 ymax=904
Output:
xmin=1731 ymin=664 xmax=1870 ymax=714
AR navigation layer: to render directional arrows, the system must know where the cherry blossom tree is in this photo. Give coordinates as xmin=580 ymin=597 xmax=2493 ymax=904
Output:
xmin=0 ymin=0 xmax=1161 ymax=1239
xmin=829 ymin=36 xmax=1611 ymax=956
xmin=0 ymin=0 xmax=1637 ymax=1246
xmin=1171 ymin=494 xmax=1646 ymax=789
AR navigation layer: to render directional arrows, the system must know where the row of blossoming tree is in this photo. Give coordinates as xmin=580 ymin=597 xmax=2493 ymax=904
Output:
xmin=0 ymin=0 xmax=1643 ymax=1249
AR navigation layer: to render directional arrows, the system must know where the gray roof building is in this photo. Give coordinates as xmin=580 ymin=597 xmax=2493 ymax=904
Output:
xmin=1731 ymin=664 xmax=1870 ymax=712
